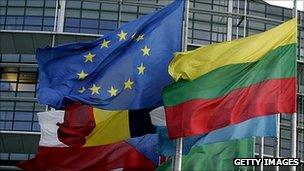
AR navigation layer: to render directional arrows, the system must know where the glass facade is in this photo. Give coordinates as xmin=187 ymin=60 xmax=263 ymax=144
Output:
xmin=1 ymin=0 xmax=304 ymax=169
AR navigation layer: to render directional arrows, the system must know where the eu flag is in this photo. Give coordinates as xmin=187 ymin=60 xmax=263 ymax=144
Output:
xmin=37 ymin=0 xmax=184 ymax=110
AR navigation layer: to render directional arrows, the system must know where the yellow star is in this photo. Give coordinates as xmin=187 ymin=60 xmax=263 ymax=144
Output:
xmin=141 ymin=45 xmax=150 ymax=56
xmin=78 ymin=87 xmax=86 ymax=93
xmin=89 ymin=84 xmax=101 ymax=95
xmin=117 ymin=30 xmax=127 ymax=41
xmin=137 ymin=63 xmax=146 ymax=75
xmin=107 ymin=86 xmax=118 ymax=97
xmin=101 ymin=39 xmax=110 ymax=48
xmin=136 ymin=34 xmax=144 ymax=41
xmin=84 ymin=52 xmax=95 ymax=62
xmin=124 ymin=78 xmax=134 ymax=90
xmin=77 ymin=70 xmax=88 ymax=80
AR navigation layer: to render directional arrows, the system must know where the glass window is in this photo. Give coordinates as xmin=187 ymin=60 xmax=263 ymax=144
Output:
xmin=19 ymin=72 xmax=37 ymax=83
xmin=9 ymin=153 xmax=29 ymax=160
xmin=0 ymin=121 xmax=12 ymax=130
xmin=16 ymin=92 xmax=35 ymax=97
xmin=65 ymin=18 xmax=80 ymax=27
xmin=249 ymin=2 xmax=265 ymax=12
xmin=15 ymin=102 xmax=34 ymax=111
xmin=267 ymin=5 xmax=282 ymax=16
xmin=17 ymin=84 xmax=36 ymax=91
xmin=32 ymin=122 xmax=40 ymax=131
xmin=5 ymin=16 xmax=24 ymax=25
xmin=20 ymin=54 xmax=36 ymax=63
xmin=82 ymin=10 xmax=99 ymax=19
xmin=64 ymin=27 xmax=79 ymax=33
xmin=0 ymin=111 xmax=13 ymax=120
xmin=100 ymin=12 xmax=118 ymax=20
xmin=80 ymin=28 xmax=98 ymax=34
xmin=82 ymin=1 xmax=99 ymax=10
xmin=99 ymin=20 xmax=117 ymax=30
xmin=26 ymin=0 xmax=44 ymax=7
xmin=0 ymin=0 xmax=7 ymax=6
xmin=66 ymin=0 xmax=81 ymax=8
xmin=0 ymin=153 xmax=9 ymax=160
xmin=101 ymin=3 xmax=118 ymax=12
xmin=0 ymin=7 xmax=6 ymax=15
xmin=24 ymin=16 xmax=43 ymax=25
xmin=13 ymin=121 xmax=32 ymax=131
xmin=44 ymin=9 xmax=55 ymax=17
xmin=122 ymin=5 xmax=137 ymax=13
xmin=81 ymin=19 xmax=98 ymax=28
xmin=14 ymin=112 xmax=33 ymax=121
xmin=45 ymin=0 xmax=56 ymax=7
xmin=8 ymin=0 xmax=25 ymax=6
xmin=7 ymin=7 xmax=25 ymax=15
xmin=65 ymin=9 xmax=80 ymax=18
xmin=139 ymin=7 xmax=155 ymax=14
xmin=1 ymin=72 xmax=17 ymax=82
xmin=122 ymin=13 xmax=137 ymax=21
xmin=26 ymin=8 xmax=43 ymax=16
xmin=43 ymin=17 xmax=54 ymax=26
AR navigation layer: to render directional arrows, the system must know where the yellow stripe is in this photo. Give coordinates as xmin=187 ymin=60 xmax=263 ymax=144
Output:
xmin=84 ymin=108 xmax=130 ymax=147
xmin=169 ymin=18 xmax=297 ymax=81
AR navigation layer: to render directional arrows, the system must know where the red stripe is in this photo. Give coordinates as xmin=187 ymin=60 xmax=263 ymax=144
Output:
xmin=57 ymin=102 xmax=96 ymax=147
xmin=165 ymin=78 xmax=296 ymax=139
xmin=17 ymin=142 xmax=155 ymax=171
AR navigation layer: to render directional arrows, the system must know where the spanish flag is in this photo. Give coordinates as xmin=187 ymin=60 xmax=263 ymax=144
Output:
xmin=58 ymin=102 xmax=156 ymax=147
xmin=163 ymin=18 xmax=297 ymax=139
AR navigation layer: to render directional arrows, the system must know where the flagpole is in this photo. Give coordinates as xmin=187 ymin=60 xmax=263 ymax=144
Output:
xmin=260 ymin=137 xmax=264 ymax=171
xmin=173 ymin=0 xmax=189 ymax=170
xmin=275 ymin=114 xmax=280 ymax=171
xmin=291 ymin=1 xmax=297 ymax=171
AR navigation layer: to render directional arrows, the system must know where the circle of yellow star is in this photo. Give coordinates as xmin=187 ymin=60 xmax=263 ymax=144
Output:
xmin=107 ymin=86 xmax=118 ymax=97
xmin=78 ymin=87 xmax=86 ymax=93
xmin=124 ymin=78 xmax=134 ymax=90
xmin=141 ymin=45 xmax=150 ymax=56
xmin=77 ymin=70 xmax=88 ymax=80
xmin=137 ymin=63 xmax=146 ymax=75
xmin=84 ymin=52 xmax=95 ymax=62
xmin=136 ymin=34 xmax=144 ymax=41
xmin=101 ymin=39 xmax=110 ymax=48
xmin=117 ymin=30 xmax=127 ymax=41
xmin=89 ymin=84 xmax=101 ymax=95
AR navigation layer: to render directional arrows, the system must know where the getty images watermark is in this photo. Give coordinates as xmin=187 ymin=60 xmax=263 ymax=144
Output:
xmin=233 ymin=158 xmax=300 ymax=166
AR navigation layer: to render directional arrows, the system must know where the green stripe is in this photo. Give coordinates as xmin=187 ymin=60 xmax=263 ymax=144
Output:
xmin=156 ymin=138 xmax=254 ymax=171
xmin=163 ymin=44 xmax=296 ymax=106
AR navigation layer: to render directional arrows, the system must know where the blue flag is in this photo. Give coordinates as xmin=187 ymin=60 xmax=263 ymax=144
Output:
xmin=37 ymin=0 xmax=184 ymax=110
xmin=157 ymin=115 xmax=276 ymax=156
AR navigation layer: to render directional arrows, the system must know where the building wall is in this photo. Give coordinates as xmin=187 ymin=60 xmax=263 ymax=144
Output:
xmin=1 ymin=0 xmax=304 ymax=169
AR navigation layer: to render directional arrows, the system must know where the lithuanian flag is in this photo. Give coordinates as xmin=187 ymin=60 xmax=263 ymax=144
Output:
xmin=163 ymin=18 xmax=297 ymax=139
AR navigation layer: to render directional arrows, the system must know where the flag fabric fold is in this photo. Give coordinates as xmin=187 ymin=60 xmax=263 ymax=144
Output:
xmin=17 ymin=110 xmax=159 ymax=171
xmin=58 ymin=102 xmax=155 ymax=147
xmin=37 ymin=0 xmax=184 ymax=110
xmin=163 ymin=18 xmax=297 ymax=139
xmin=150 ymin=107 xmax=276 ymax=156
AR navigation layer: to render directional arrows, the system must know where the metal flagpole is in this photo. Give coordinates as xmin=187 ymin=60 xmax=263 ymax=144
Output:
xmin=173 ymin=0 xmax=189 ymax=170
xmin=291 ymin=1 xmax=298 ymax=171
xmin=243 ymin=0 xmax=247 ymax=37
xmin=275 ymin=114 xmax=280 ymax=171
xmin=260 ymin=137 xmax=264 ymax=171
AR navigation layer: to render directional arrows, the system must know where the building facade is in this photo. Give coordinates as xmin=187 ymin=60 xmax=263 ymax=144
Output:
xmin=1 ymin=0 xmax=304 ymax=170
